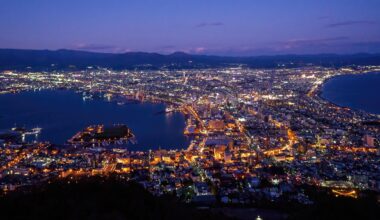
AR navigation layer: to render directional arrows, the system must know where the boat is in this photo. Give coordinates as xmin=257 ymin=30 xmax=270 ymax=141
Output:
xmin=12 ymin=126 xmax=42 ymax=135
xmin=11 ymin=127 xmax=27 ymax=133
xmin=165 ymin=106 xmax=175 ymax=113
xmin=82 ymin=95 xmax=93 ymax=101
xmin=24 ymin=127 xmax=42 ymax=135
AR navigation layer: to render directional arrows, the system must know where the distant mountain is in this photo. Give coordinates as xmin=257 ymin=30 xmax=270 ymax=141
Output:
xmin=1 ymin=48 xmax=380 ymax=70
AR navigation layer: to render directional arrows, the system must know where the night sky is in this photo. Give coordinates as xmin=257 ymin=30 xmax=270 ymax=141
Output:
xmin=1 ymin=0 xmax=380 ymax=55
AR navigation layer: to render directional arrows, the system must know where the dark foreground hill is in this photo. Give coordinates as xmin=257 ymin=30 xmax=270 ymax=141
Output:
xmin=0 ymin=176 xmax=229 ymax=220
xmin=0 ymin=176 xmax=379 ymax=220
xmin=1 ymin=48 xmax=380 ymax=70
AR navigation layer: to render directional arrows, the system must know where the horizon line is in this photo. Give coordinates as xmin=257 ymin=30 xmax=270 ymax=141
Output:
xmin=0 ymin=47 xmax=379 ymax=58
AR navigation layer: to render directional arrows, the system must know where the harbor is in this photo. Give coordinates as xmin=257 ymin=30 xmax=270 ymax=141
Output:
xmin=0 ymin=90 xmax=189 ymax=150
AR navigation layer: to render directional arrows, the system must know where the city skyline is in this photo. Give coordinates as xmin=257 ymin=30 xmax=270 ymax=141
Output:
xmin=1 ymin=0 xmax=380 ymax=56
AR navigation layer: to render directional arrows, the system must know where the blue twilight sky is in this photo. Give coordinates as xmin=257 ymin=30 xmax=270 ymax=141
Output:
xmin=1 ymin=0 xmax=380 ymax=56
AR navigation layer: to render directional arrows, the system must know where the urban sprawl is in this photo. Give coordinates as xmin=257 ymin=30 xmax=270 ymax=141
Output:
xmin=1 ymin=65 xmax=380 ymax=206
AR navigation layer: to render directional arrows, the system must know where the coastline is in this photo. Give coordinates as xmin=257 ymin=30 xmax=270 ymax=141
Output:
xmin=314 ymin=71 xmax=380 ymax=116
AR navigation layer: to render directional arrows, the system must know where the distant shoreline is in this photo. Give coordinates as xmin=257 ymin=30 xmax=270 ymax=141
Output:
xmin=317 ymin=71 xmax=380 ymax=116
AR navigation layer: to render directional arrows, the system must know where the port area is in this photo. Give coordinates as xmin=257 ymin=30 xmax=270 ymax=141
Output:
xmin=0 ymin=126 xmax=42 ymax=144
xmin=68 ymin=124 xmax=135 ymax=147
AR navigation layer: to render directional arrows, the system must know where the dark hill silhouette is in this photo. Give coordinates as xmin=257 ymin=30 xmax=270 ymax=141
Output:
xmin=1 ymin=48 xmax=380 ymax=70
xmin=0 ymin=176 xmax=230 ymax=220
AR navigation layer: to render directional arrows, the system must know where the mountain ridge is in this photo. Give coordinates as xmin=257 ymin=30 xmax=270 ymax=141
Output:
xmin=1 ymin=48 xmax=380 ymax=70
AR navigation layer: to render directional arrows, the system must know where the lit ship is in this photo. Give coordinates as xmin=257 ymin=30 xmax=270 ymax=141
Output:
xmin=12 ymin=127 xmax=42 ymax=135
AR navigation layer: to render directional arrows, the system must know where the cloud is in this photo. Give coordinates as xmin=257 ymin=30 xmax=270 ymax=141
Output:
xmin=165 ymin=37 xmax=380 ymax=56
xmin=71 ymin=43 xmax=130 ymax=53
xmin=156 ymin=45 xmax=207 ymax=54
xmin=74 ymin=43 xmax=116 ymax=51
xmin=193 ymin=47 xmax=206 ymax=53
xmin=195 ymin=22 xmax=224 ymax=28
xmin=281 ymin=36 xmax=349 ymax=48
xmin=325 ymin=20 xmax=377 ymax=28
xmin=197 ymin=37 xmax=355 ymax=56
xmin=348 ymin=41 xmax=380 ymax=52
xmin=178 ymin=47 xmax=207 ymax=54
xmin=251 ymin=37 xmax=351 ymax=54
xmin=154 ymin=39 xmax=380 ymax=56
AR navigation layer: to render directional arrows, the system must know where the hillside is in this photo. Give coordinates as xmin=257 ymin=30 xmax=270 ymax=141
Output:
xmin=1 ymin=49 xmax=380 ymax=70
xmin=0 ymin=176 xmax=229 ymax=220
